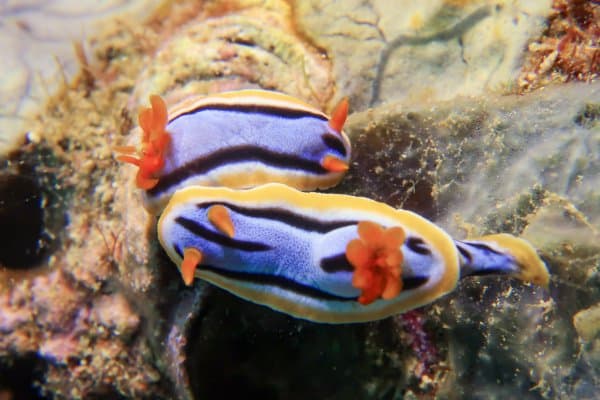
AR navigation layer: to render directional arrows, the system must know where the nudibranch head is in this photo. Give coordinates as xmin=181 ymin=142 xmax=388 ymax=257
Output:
xmin=118 ymin=90 xmax=351 ymax=215
xmin=347 ymin=221 xmax=405 ymax=305
xmin=116 ymin=95 xmax=171 ymax=190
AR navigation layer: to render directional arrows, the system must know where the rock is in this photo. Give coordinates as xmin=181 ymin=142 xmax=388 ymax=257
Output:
xmin=574 ymin=303 xmax=600 ymax=342
xmin=132 ymin=0 xmax=334 ymax=109
xmin=295 ymin=0 xmax=553 ymax=109
xmin=337 ymin=81 xmax=600 ymax=399
xmin=91 ymin=293 xmax=140 ymax=338
xmin=0 ymin=0 xmax=162 ymax=154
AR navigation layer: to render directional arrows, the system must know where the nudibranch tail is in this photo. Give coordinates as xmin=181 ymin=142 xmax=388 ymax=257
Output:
xmin=207 ymin=205 xmax=235 ymax=238
xmin=116 ymin=95 xmax=171 ymax=190
xmin=328 ymin=97 xmax=349 ymax=133
xmin=347 ymin=221 xmax=405 ymax=305
xmin=456 ymin=234 xmax=549 ymax=288
xmin=181 ymin=247 xmax=203 ymax=286
xmin=476 ymin=234 xmax=549 ymax=287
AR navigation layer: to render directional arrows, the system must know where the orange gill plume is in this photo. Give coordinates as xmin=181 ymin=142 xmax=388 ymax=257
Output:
xmin=116 ymin=95 xmax=171 ymax=189
xmin=346 ymin=221 xmax=405 ymax=305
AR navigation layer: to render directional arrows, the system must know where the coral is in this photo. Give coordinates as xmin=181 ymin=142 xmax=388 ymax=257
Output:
xmin=0 ymin=8 xmax=167 ymax=398
xmin=574 ymin=302 xmax=600 ymax=342
xmin=0 ymin=267 xmax=160 ymax=399
xmin=90 ymin=294 xmax=140 ymax=339
xmin=519 ymin=0 xmax=599 ymax=91
xmin=132 ymin=0 xmax=334 ymax=110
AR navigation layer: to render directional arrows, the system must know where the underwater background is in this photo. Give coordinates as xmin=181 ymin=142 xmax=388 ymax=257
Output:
xmin=0 ymin=0 xmax=598 ymax=399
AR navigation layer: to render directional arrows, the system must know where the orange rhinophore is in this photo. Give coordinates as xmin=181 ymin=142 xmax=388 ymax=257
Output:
xmin=207 ymin=204 xmax=235 ymax=238
xmin=328 ymin=97 xmax=349 ymax=134
xmin=321 ymin=154 xmax=349 ymax=173
xmin=346 ymin=221 xmax=405 ymax=305
xmin=181 ymin=247 xmax=203 ymax=286
xmin=116 ymin=95 xmax=171 ymax=190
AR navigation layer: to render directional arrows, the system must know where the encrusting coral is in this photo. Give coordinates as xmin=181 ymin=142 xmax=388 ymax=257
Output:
xmin=519 ymin=0 xmax=599 ymax=90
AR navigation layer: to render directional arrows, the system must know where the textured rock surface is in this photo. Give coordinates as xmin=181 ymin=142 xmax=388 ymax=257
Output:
xmin=295 ymin=0 xmax=553 ymax=109
xmin=340 ymin=83 xmax=600 ymax=232
xmin=0 ymin=0 xmax=598 ymax=399
xmin=519 ymin=0 xmax=599 ymax=90
xmin=131 ymin=0 xmax=334 ymax=109
xmin=157 ymin=83 xmax=600 ymax=399
xmin=0 ymin=0 xmax=161 ymax=154
xmin=330 ymin=82 xmax=600 ymax=399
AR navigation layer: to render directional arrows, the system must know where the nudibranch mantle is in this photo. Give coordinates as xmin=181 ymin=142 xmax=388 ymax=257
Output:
xmin=118 ymin=90 xmax=351 ymax=215
xmin=158 ymin=183 xmax=460 ymax=323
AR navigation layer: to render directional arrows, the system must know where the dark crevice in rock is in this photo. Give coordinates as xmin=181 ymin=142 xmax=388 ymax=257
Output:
xmin=0 ymin=142 xmax=70 ymax=269
xmin=0 ymin=173 xmax=46 ymax=268
xmin=183 ymin=289 xmax=372 ymax=400
xmin=0 ymin=353 xmax=49 ymax=400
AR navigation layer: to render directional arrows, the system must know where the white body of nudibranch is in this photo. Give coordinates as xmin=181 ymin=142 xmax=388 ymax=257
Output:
xmin=117 ymin=90 xmax=351 ymax=215
xmin=158 ymin=184 xmax=549 ymax=324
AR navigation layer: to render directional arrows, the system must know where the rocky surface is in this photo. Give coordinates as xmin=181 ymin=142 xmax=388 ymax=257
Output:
xmin=0 ymin=0 xmax=161 ymax=154
xmin=0 ymin=0 xmax=598 ymax=399
xmin=296 ymin=0 xmax=553 ymax=109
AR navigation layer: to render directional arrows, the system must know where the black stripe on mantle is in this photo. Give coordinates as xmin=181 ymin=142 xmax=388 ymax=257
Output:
xmin=170 ymin=103 xmax=328 ymax=124
xmin=197 ymin=202 xmax=358 ymax=234
xmin=202 ymin=264 xmax=430 ymax=301
xmin=175 ymin=216 xmax=272 ymax=252
xmin=148 ymin=145 xmax=330 ymax=197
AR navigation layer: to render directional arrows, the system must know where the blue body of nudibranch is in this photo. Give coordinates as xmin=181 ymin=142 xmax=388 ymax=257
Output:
xmin=122 ymin=90 xmax=351 ymax=214
xmin=118 ymin=90 xmax=549 ymax=324
xmin=158 ymin=184 xmax=549 ymax=323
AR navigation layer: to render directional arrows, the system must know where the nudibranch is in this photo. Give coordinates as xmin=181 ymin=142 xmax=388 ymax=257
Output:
xmin=158 ymin=183 xmax=549 ymax=323
xmin=117 ymin=90 xmax=351 ymax=214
